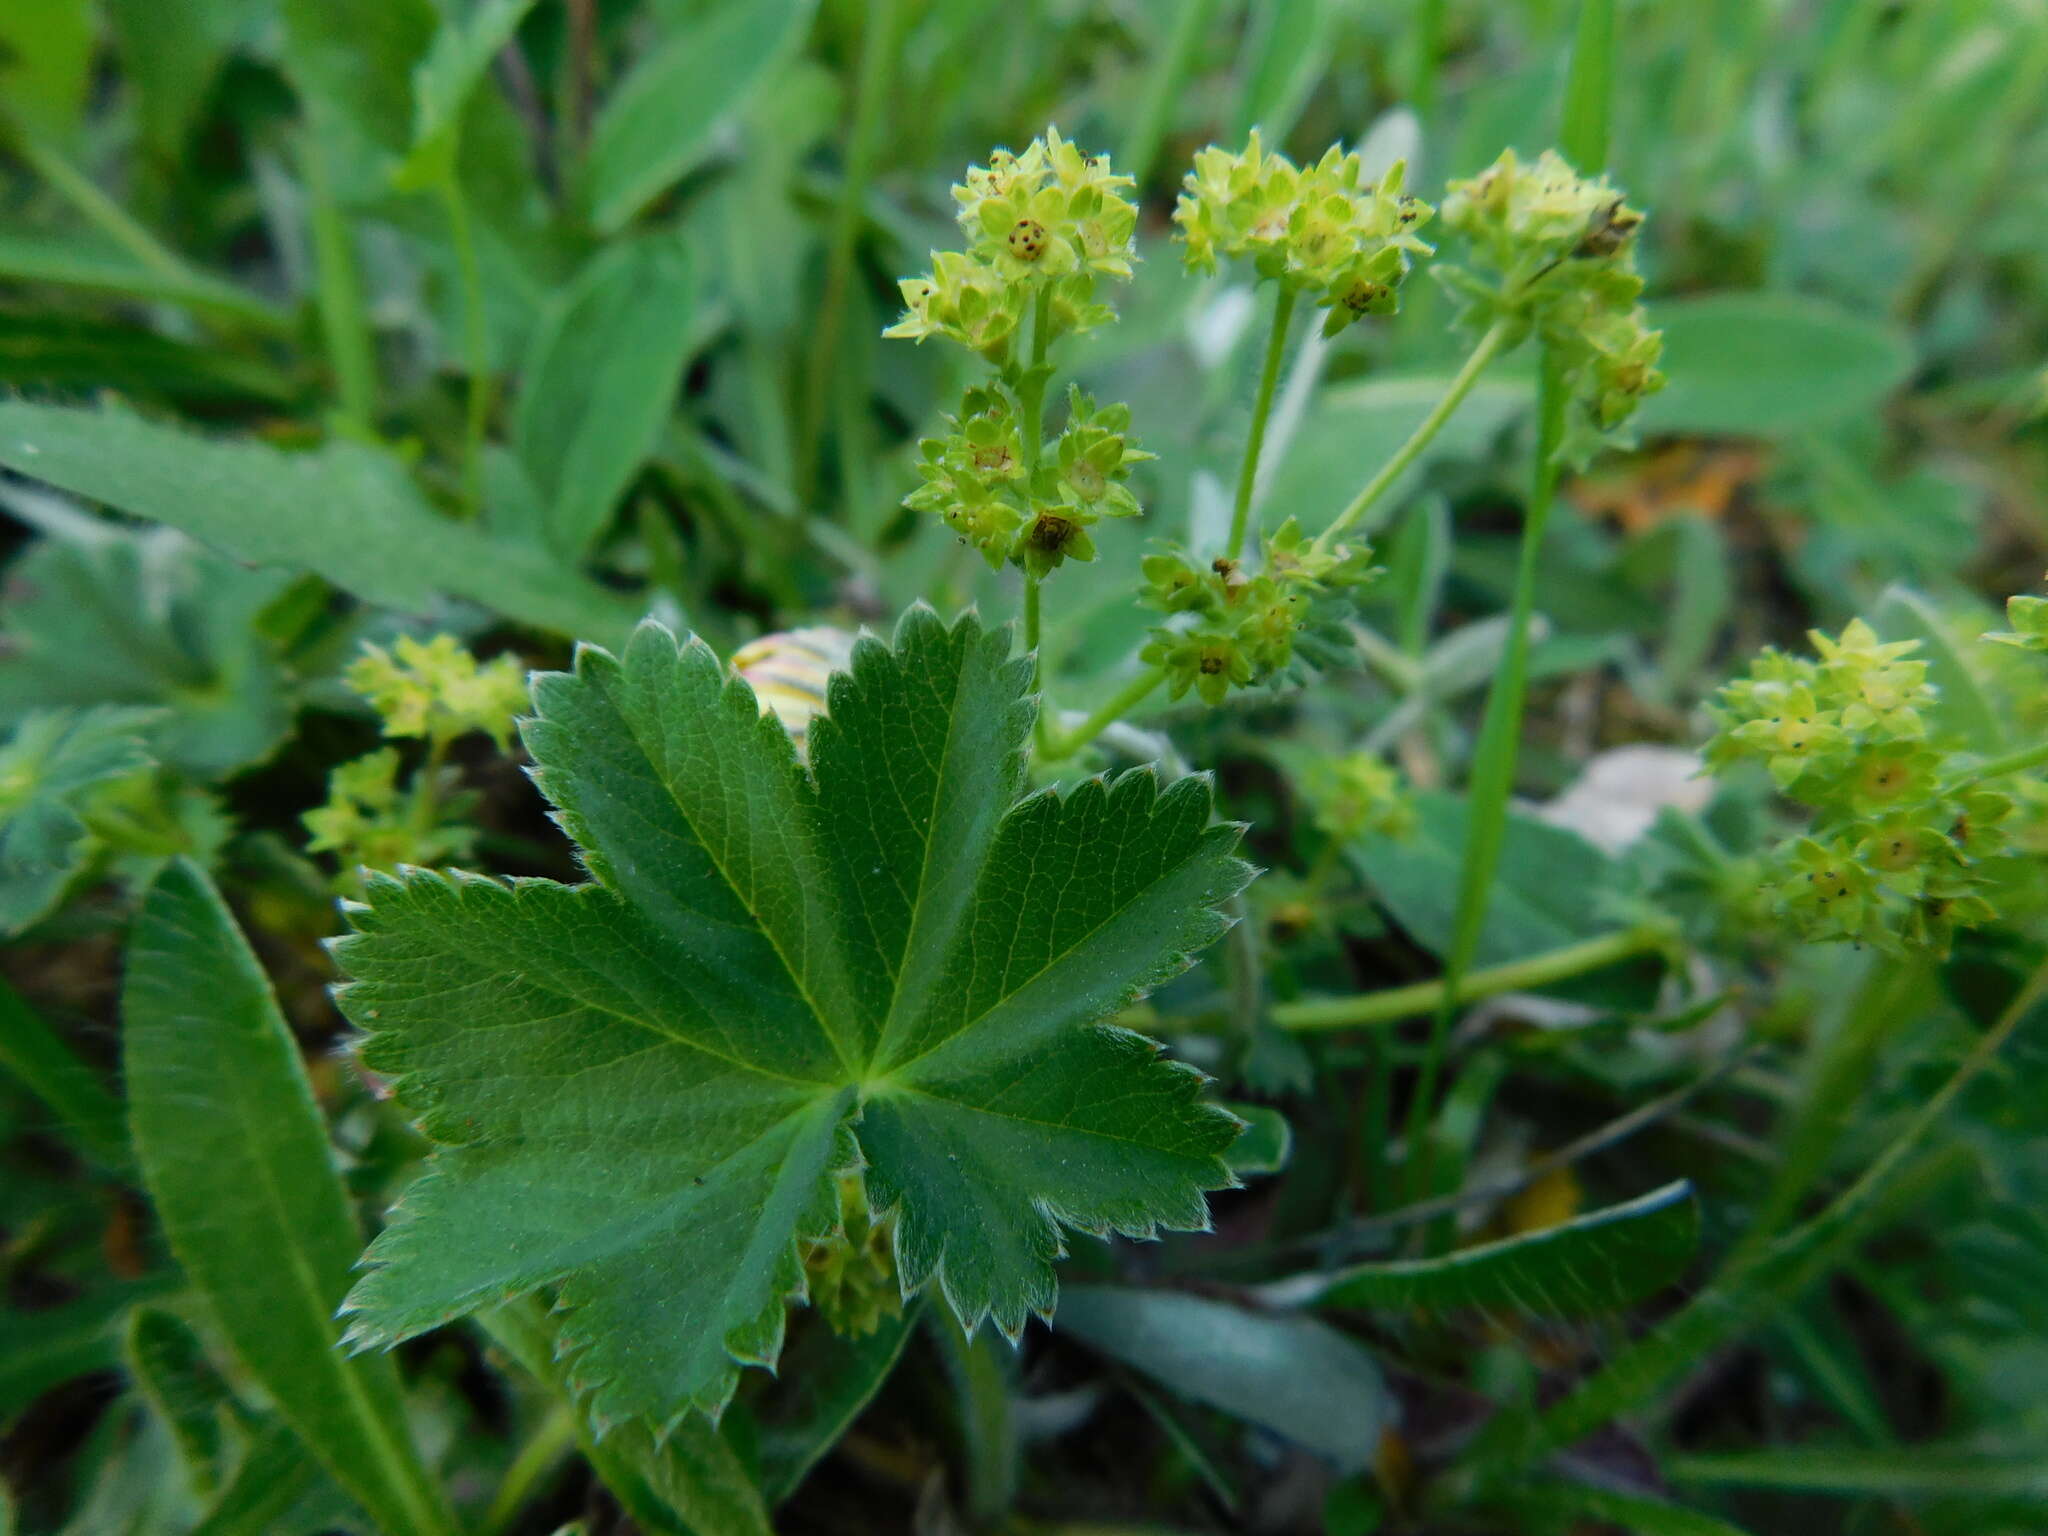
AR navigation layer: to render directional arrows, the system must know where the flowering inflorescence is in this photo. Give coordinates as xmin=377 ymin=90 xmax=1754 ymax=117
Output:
xmin=1304 ymin=749 xmax=1418 ymax=843
xmin=1173 ymin=130 xmax=1436 ymax=335
xmin=1437 ymin=149 xmax=1665 ymax=465
xmin=344 ymin=634 xmax=527 ymax=751
xmin=1705 ymin=618 xmax=2033 ymax=954
xmin=885 ymin=127 xmax=1139 ymax=360
xmin=305 ymin=635 xmax=526 ymax=890
xmin=1138 ymin=518 xmax=1376 ymax=704
xmin=906 ymin=384 xmax=1152 ymax=576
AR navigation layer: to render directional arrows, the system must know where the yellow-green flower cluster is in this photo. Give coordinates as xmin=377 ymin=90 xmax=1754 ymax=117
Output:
xmin=801 ymin=1174 xmax=900 ymax=1339
xmin=1139 ymin=519 xmax=1375 ymax=704
xmin=302 ymin=747 xmax=477 ymax=877
xmin=1304 ymin=750 xmax=1417 ymax=843
xmin=1437 ymin=149 xmax=1664 ymax=464
xmin=1705 ymin=619 xmax=2022 ymax=954
xmin=345 ymin=634 xmax=526 ymax=751
xmin=885 ymin=128 xmax=1137 ymax=358
xmin=908 ymin=385 xmax=1151 ymax=576
xmin=307 ymin=635 xmax=526 ymax=891
xmin=1173 ymin=130 xmax=1436 ymax=336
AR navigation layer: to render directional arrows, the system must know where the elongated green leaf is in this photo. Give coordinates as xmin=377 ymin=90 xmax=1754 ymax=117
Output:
xmin=514 ymin=238 xmax=699 ymax=557
xmin=1873 ymin=585 xmax=2007 ymax=754
xmin=1669 ymin=1447 xmax=2048 ymax=1499
xmin=1282 ymin=1180 xmax=1699 ymax=1318
xmin=1056 ymin=1287 xmax=1394 ymax=1473
xmin=278 ymin=0 xmax=436 ymax=201
xmin=124 ymin=1307 xmax=234 ymax=1493
xmin=0 ymin=314 xmax=295 ymax=405
xmin=0 ymin=232 xmax=285 ymax=326
xmin=582 ymin=0 xmax=816 ymax=232
xmin=395 ymin=0 xmax=540 ymax=186
xmin=1635 ymin=294 xmax=1913 ymax=438
xmin=1556 ymin=0 xmax=1615 ymax=171
xmin=0 ymin=403 xmax=638 ymax=643
xmin=125 ymin=859 xmax=456 ymax=1536
xmin=335 ymin=608 xmax=1250 ymax=1429
xmin=0 ymin=976 xmax=128 ymax=1167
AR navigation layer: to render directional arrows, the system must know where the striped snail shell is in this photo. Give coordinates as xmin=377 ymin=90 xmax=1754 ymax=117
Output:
xmin=728 ymin=626 xmax=859 ymax=756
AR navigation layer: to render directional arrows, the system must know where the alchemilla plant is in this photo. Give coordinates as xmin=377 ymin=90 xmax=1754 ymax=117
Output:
xmin=6 ymin=6 xmax=2047 ymax=1532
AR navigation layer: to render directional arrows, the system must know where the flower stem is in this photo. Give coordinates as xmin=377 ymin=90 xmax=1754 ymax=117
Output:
xmin=1311 ymin=318 xmax=1514 ymax=557
xmin=1271 ymin=924 xmax=1666 ymax=1033
xmin=1948 ymin=736 xmax=2048 ymax=792
xmin=1039 ymin=666 xmax=1167 ymax=762
xmin=478 ymin=1400 xmax=577 ymax=1536
xmin=1228 ymin=285 xmax=1297 ymax=560
xmin=1022 ymin=284 xmax=1055 ymax=748
xmin=1400 ymin=346 xmax=1565 ymax=1201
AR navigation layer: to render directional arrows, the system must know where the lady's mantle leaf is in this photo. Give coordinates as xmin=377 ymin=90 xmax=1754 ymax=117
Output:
xmin=333 ymin=607 xmax=1252 ymax=1431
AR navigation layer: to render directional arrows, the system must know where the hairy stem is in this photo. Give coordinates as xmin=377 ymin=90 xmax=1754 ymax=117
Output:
xmin=1273 ymin=924 xmax=1666 ymax=1033
xmin=1311 ymin=319 xmax=1513 ymax=558
xmin=1948 ymin=735 xmax=2048 ymax=792
xmin=1038 ymin=667 xmax=1167 ymax=763
xmin=1227 ymin=285 xmax=1297 ymax=560
xmin=1401 ymin=350 xmax=1566 ymax=1201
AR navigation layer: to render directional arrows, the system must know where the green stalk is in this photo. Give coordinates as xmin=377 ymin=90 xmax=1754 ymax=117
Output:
xmin=1020 ymin=284 xmax=1055 ymax=744
xmin=1947 ymin=735 xmax=2048 ymax=792
xmin=1273 ymin=924 xmax=1664 ymax=1033
xmin=1401 ymin=353 xmax=1568 ymax=1197
xmin=1118 ymin=0 xmax=1217 ymax=190
xmin=1738 ymin=955 xmax=1928 ymax=1256
xmin=1038 ymin=667 xmax=1166 ymax=762
xmin=1310 ymin=319 xmax=1513 ymax=558
xmin=7 ymin=125 xmax=210 ymax=290
xmin=478 ymin=1300 xmax=693 ymax=1535
xmin=301 ymin=132 xmax=378 ymax=430
xmin=1227 ymin=285 xmax=1297 ymax=560
xmin=437 ymin=171 xmax=492 ymax=517
xmin=479 ymin=1400 xmax=577 ymax=1536
xmin=1402 ymin=0 xmax=1614 ymax=1200
xmin=797 ymin=0 xmax=903 ymax=501
xmin=1456 ymin=953 xmax=2048 ymax=1492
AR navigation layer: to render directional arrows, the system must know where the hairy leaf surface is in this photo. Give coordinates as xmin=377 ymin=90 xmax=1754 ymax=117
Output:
xmin=334 ymin=608 xmax=1251 ymax=1428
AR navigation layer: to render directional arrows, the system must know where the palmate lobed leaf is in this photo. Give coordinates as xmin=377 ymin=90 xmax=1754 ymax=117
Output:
xmin=333 ymin=606 xmax=1253 ymax=1431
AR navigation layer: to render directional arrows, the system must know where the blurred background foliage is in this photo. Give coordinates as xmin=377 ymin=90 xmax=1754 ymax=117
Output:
xmin=2 ymin=0 xmax=2048 ymax=1532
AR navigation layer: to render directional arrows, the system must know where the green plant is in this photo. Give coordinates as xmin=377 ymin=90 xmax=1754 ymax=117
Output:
xmin=4 ymin=2 xmax=2048 ymax=1533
